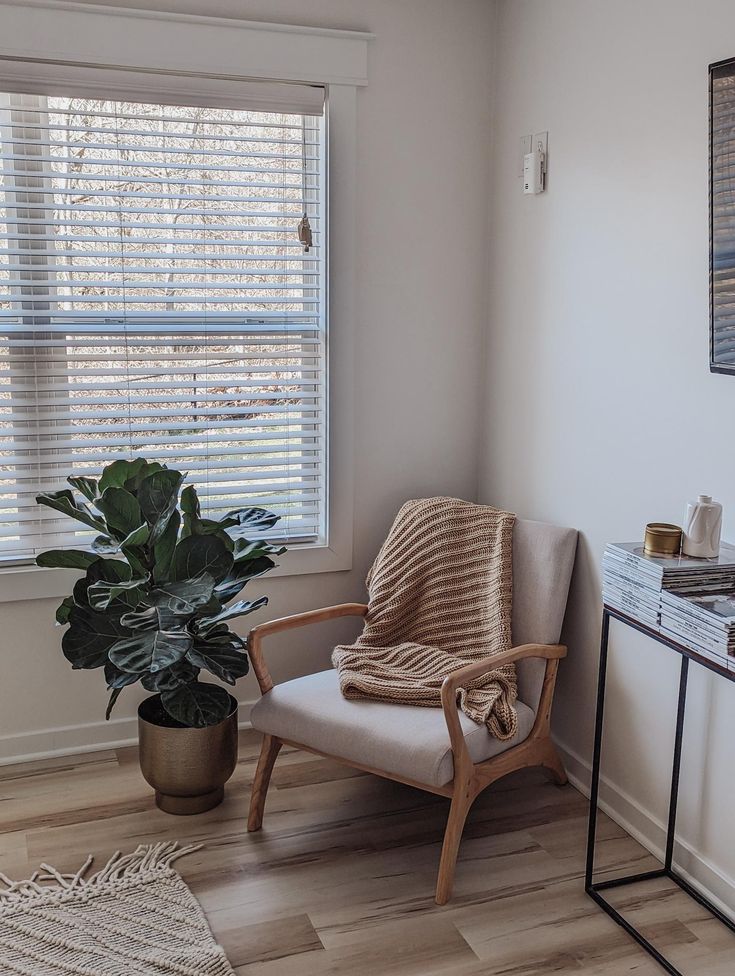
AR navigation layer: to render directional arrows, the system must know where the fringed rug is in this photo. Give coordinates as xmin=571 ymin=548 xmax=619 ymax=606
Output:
xmin=0 ymin=842 xmax=235 ymax=975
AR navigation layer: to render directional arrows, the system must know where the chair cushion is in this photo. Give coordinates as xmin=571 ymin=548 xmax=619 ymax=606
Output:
xmin=250 ymin=668 xmax=536 ymax=787
xmin=512 ymin=519 xmax=578 ymax=711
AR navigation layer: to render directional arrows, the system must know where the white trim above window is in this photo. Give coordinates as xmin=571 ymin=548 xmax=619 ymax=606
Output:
xmin=0 ymin=1 xmax=373 ymax=87
xmin=0 ymin=1 xmax=367 ymax=596
xmin=0 ymin=69 xmax=327 ymax=115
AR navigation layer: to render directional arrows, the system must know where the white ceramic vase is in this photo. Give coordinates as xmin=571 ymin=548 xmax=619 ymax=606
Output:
xmin=682 ymin=494 xmax=722 ymax=559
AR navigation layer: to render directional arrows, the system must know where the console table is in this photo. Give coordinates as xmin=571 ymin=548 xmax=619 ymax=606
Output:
xmin=586 ymin=605 xmax=735 ymax=976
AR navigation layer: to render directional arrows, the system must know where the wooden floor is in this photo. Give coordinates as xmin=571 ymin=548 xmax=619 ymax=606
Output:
xmin=1 ymin=731 xmax=734 ymax=975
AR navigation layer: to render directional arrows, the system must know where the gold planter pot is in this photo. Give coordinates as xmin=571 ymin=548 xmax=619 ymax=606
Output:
xmin=138 ymin=693 xmax=238 ymax=815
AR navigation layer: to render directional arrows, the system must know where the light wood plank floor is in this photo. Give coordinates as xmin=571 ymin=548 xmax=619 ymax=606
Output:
xmin=1 ymin=730 xmax=734 ymax=975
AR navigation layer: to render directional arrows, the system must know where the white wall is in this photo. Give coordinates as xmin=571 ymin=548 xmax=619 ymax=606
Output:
xmin=0 ymin=0 xmax=496 ymax=761
xmin=483 ymin=0 xmax=735 ymax=907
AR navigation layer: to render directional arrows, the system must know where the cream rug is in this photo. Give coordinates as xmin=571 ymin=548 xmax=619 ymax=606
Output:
xmin=0 ymin=842 xmax=234 ymax=975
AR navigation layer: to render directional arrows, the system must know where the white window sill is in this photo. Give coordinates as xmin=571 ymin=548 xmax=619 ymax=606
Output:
xmin=0 ymin=542 xmax=351 ymax=605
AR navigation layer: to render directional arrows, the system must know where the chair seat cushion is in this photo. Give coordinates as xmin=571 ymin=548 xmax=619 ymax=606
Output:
xmin=249 ymin=669 xmax=536 ymax=787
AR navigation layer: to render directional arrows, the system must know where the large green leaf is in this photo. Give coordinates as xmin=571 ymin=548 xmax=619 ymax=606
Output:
xmin=161 ymin=681 xmax=232 ymax=728
xmin=36 ymin=489 xmax=107 ymax=533
xmin=179 ymin=485 xmax=232 ymax=550
xmin=199 ymin=596 xmax=267 ymax=631
xmin=91 ymin=535 xmax=121 ymax=555
xmin=96 ymin=487 xmax=143 ymax=540
xmin=104 ymin=661 xmax=141 ymax=690
xmin=184 ymin=516 xmax=235 ymax=552
xmin=139 ymin=469 xmax=183 ymax=543
xmin=121 ymin=544 xmax=148 ymax=578
xmin=67 ymin=476 xmax=99 ymax=502
xmin=98 ymin=458 xmax=147 ymax=493
xmin=179 ymin=485 xmax=200 ymax=540
xmin=55 ymin=595 xmax=75 ymax=625
xmin=104 ymin=662 xmax=139 ymax=719
xmin=125 ymin=459 xmax=166 ymax=492
xmin=106 ymin=688 xmax=123 ymax=720
xmin=73 ymin=558 xmax=132 ymax=609
xmin=180 ymin=484 xmax=200 ymax=517
xmin=171 ymin=534 xmax=233 ymax=584
xmin=93 ymin=523 xmax=149 ymax=557
xmin=109 ymin=628 xmax=192 ymax=674
xmin=105 ymin=661 xmax=141 ymax=721
xmin=122 ymin=574 xmax=216 ymax=631
xmin=36 ymin=549 xmax=100 ymax=571
xmin=196 ymin=620 xmax=230 ymax=638
xmin=215 ymin=555 xmax=275 ymax=602
xmin=62 ymin=605 xmax=130 ymax=669
xmin=88 ymin=557 xmax=131 ymax=585
xmin=123 ymin=523 xmax=150 ymax=547
xmin=187 ymin=635 xmax=249 ymax=685
xmin=119 ymin=605 xmax=157 ymax=630
xmin=191 ymin=594 xmax=224 ymax=619
xmin=152 ymin=510 xmax=179 ymax=583
xmin=222 ymin=507 xmax=281 ymax=533
xmin=142 ymin=659 xmax=199 ymax=693
xmin=145 ymin=576 xmax=216 ymax=629
xmin=87 ymin=577 xmax=147 ymax=611
xmin=150 ymin=576 xmax=215 ymax=613
xmin=233 ymin=538 xmax=286 ymax=559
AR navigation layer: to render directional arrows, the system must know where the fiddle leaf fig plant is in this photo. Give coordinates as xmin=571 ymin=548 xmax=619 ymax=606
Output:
xmin=36 ymin=458 xmax=284 ymax=728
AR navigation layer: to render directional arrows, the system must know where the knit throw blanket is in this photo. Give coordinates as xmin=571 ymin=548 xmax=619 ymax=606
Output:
xmin=332 ymin=497 xmax=518 ymax=739
xmin=0 ymin=843 xmax=235 ymax=975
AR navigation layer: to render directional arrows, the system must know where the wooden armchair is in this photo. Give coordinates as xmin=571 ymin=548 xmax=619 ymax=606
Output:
xmin=246 ymin=518 xmax=578 ymax=904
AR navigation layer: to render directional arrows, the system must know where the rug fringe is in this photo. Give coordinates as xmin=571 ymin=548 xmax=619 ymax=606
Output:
xmin=0 ymin=842 xmax=202 ymax=907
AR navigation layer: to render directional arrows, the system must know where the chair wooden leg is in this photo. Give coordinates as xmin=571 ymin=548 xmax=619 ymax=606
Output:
xmin=538 ymin=738 xmax=568 ymax=786
xmin=248 ymin=734 xmax=282 ymax=832
xmin=435 ymin=783 xmax=476 ymax=905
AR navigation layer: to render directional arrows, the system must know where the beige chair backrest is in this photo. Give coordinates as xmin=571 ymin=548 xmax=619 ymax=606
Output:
xmin=511 ymin=518 xmax=578 ymax=711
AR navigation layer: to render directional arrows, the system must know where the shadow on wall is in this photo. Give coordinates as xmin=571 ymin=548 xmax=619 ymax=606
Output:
xmin=553 ymin=531 xmax=603 ymax=772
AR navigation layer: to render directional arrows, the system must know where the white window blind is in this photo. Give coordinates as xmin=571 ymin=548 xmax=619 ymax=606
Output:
xmin=0 ymin=84 xmax=326 ymax=562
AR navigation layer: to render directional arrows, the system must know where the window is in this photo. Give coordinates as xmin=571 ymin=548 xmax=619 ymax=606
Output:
xmin=0 ymin=86 xmax=326 ymax=562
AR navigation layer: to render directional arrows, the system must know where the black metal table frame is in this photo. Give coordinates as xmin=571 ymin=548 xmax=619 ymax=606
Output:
xmin=586 ymin=605 xmax=735 ymax=976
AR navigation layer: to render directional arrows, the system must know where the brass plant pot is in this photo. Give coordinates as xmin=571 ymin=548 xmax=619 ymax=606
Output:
xmin=138 ymin=693 xmax=238 ymax=815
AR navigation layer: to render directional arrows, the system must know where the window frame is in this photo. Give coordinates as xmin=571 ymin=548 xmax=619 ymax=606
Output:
xmin=0 ymin=2 xmax=370 ymax=600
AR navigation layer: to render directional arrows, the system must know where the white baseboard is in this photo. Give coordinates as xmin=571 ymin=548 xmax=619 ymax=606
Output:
xmin=0 ymin=699 xmax=255 ymax=766
xmin=557 ymin=739 xmax=735 ymax=921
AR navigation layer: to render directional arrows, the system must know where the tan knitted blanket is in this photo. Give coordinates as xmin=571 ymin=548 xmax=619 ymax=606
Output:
xmin=332 ymin=497 xmax=518 ymax=739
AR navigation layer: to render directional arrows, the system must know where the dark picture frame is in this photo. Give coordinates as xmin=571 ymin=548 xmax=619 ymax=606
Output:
xmin=710 ymin=56 xmax=735 ymax=373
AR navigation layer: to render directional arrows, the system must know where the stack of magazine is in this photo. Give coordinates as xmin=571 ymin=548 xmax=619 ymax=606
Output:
xmin=660 ymin=590 xmax=735 ymax=669
xmin=602 ymin=542 xmax=735 ymax=633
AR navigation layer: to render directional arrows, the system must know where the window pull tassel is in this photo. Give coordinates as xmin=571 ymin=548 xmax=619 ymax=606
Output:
xmin=297 ymin=213 xmax=312 ymax=252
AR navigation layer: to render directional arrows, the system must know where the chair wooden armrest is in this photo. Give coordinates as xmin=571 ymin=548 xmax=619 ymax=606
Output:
xmin=248 ymin=603 xmax=369 ymax=693
xmin=440 ymin=643 xmax=567 ymax=775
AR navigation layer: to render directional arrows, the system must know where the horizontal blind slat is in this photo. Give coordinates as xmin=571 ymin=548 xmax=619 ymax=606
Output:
xmin=0 ymin=248 xmax=314 ymax=261
xmin=8 ymin=106 xmax=321 ymax=128
xmin=1 ymin=267 xmax=319 ymax=279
